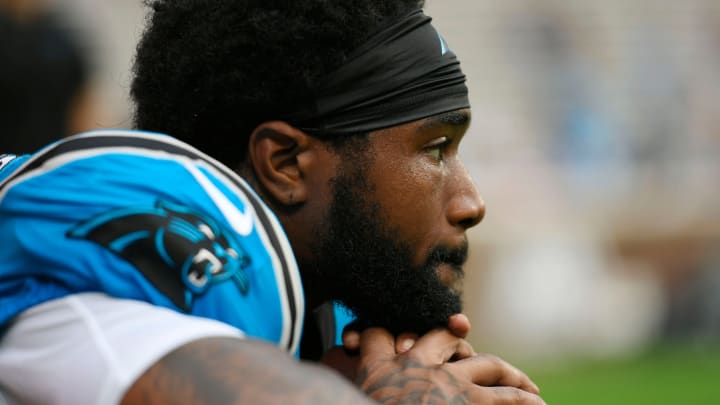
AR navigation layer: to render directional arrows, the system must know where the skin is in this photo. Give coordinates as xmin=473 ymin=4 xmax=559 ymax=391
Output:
xmin=361 ymin=108 xmax=483 ymax=274
xmin=121 ymin=110 xmax=547 ymax=404
xmin=121 ymin=337 xmax=376 ymax=405
xmin=248 ymin=109 xmax=483 ymax=309
xmin=324 ymin=314 xmax=477 ymax=381
xmin=123 ymin=329 xmax=544 ymax=405
xmin=356 ymin=328 xmax=542 ymax=404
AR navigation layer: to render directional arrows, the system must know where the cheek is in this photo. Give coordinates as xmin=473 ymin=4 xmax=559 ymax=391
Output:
xmin=373 ymin=162 xmax=444 ymax=257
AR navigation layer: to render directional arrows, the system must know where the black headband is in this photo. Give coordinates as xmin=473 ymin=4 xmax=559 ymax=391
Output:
xmin=283 ymin=10 xmax=470 ymax=135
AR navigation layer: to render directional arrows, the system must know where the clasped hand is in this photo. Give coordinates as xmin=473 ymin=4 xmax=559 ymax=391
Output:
xmin=321 ymin=314 xmax=546 ymax=405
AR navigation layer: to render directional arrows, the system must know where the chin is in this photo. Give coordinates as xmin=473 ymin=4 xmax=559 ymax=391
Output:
xmin=436 ymin=265 xmax=464 ymax=295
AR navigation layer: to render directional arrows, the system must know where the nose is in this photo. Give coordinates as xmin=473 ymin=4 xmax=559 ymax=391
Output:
xmin=446 ymin=162 xmax=485 ymax=230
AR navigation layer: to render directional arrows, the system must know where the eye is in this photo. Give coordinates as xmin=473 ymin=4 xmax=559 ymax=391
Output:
xmin=424 ymin=137 xmax=450 ymax=162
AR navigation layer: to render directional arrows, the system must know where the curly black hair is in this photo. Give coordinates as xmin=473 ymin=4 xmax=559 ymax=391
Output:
xmin=131 ymin=0 xmax=425 ymax=168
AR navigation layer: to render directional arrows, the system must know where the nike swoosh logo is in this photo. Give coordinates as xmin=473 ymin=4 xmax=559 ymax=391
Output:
xmin=222 ymin=200 xmax=254 ymax=236
xmin=184 ymin=161 xmax=255 ymax=236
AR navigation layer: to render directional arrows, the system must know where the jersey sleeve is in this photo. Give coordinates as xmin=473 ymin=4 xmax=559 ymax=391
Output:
xmin=0 ymin=293 xmax=243 ymax=405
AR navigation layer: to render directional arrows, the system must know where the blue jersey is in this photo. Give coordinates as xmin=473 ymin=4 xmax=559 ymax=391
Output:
xmin=0 ymin=130 xmax=304 ymax=355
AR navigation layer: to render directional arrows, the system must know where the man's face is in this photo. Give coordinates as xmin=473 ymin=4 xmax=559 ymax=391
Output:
xmin=310 ymin=108 xmax=485 ymax=335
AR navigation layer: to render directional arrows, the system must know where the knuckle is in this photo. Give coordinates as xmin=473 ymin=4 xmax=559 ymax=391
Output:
xmin=494 ymin=386 xmax=543 ymax=404
xmin=480 ymin=353 xmax=504 ymax=367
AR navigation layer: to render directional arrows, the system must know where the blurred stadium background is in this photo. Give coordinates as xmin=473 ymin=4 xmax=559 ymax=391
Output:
xmin=13 ymin=0 xmax=720 ymax=403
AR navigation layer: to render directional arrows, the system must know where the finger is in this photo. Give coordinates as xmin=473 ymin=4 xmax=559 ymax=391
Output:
xmin=395 ymin=333 xmax=418 ymax=354
xmin=320 ymin=346 xmax=360 ymax=381
xmin=358 ymin=327 xmax=396 ymax=362
xmin=468 ymin=386 xmax=546 ymax=405
xmin=342 ymin=329 xmax=361 ymax=352
xmin=447 ymin=313 xmax=471 ymax=338
xmin=406 ymin=328 xmax=465 ymax=364
xmin=342 ymin=319 xmax=369 ymax=352
xmin=449 ymin=338 xmax=476 ymax=361
xmin=447 ymin=354 xmax=540 ymax=394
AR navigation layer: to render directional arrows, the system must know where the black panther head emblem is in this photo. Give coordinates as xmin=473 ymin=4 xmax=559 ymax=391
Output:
xmin=67 ymin=200 xmax=250 ymax=311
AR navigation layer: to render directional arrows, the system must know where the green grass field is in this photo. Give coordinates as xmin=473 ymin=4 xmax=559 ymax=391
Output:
xmin=521 ymin=344 xmax=720 ymax=405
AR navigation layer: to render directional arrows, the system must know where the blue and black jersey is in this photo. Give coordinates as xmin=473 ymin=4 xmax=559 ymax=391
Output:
xmin=0 ymin=130 xmax=305 ymax=355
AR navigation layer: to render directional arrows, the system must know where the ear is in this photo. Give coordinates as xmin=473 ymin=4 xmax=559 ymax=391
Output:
xmin=247 ymin=121 xmax=315 ymax=207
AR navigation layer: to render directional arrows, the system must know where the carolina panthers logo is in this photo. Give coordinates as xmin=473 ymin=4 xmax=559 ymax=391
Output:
xmin=67 ymin=200 xmax=250 ymax=311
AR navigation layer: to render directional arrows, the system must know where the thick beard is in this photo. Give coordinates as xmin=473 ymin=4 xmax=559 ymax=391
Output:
xmin=309 ymin=164 xmax=466 ymax=336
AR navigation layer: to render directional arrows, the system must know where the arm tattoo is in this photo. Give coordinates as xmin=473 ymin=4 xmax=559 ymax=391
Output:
xmin=121 ymin=337 xmax=375 ymax=405
xmin=356 ymin=359 xmax=470 ymax=405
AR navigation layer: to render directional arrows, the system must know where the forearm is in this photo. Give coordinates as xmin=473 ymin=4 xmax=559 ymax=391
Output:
xmin=121 ymin=337 xmax=375 ymax=405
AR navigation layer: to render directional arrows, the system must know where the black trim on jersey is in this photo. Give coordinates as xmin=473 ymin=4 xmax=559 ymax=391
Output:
xmin=2 ymin=136 xmax=204 ymax=188
xmin=1 ymin=133 xmax=300 ymax=352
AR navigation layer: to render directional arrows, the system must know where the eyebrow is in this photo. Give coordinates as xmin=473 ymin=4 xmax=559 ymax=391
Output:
xmin=417 ymin=109 xmax=471 ymax=132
